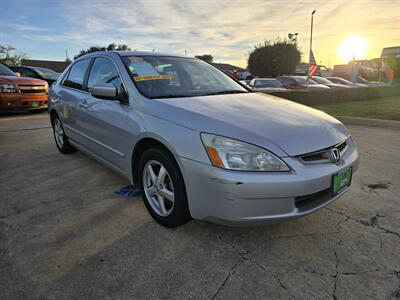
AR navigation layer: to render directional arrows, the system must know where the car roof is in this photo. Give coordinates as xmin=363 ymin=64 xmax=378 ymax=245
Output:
xmin=278 ymin=75 xmax=303 ymax=78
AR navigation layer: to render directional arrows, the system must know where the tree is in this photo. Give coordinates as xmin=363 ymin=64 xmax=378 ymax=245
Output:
xmin=195 ymin=54 xmax=213 ymax=63
xmin=247 ymin=40 xmax=301 ymax=77
xmin=0 ymin=44 xmax=28 ymax=66
xmin=74 ymin=43 xmax=131 ymax=59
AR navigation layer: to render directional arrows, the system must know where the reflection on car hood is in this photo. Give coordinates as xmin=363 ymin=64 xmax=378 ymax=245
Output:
xmin=154 ymin=93 xmax=350 ymax=156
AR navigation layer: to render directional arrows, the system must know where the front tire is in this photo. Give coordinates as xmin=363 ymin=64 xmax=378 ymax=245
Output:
xmin=52 ymin=115 xmax=76 ymax=154
xmin=138 ymin=147 xmax=191 ymax=227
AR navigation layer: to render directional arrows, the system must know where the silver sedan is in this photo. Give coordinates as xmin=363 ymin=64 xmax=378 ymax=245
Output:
xmin=48 ymin=51 xmax=359 ymax=227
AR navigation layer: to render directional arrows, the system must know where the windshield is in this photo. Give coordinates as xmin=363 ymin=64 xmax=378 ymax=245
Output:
xmin=32 ymin=67 xmax=59 ymax=80
xmin=255 ymin=79 xmax=282 ymax=88
xmin=122 ymin=56 xmax=247 ymax=99
xmin=313 ymin=77 xmax=332 ymax=84
xmin=0 ymin=64 xmax=16 ymax=76
xmin=331 ymin=77 xmax=351 ymax=85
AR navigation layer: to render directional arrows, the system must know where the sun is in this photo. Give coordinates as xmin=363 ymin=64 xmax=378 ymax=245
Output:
xmin=338 ymin=35 xmax=368 ymax=63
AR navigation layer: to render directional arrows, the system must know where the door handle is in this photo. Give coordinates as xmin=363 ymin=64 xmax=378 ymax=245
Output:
xmin=79 ymin=102 xmax=88 ymax=109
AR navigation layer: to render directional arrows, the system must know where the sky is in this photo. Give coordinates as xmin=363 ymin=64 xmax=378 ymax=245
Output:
xmin=1 ymin=0 xmax=399 ymax=68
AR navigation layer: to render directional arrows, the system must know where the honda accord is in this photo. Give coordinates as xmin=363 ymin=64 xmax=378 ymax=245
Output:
xmin=48 ymin=51 xmax=359 ymax=227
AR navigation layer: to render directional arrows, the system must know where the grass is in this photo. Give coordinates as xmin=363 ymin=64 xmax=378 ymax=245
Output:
xmin=311 ymin=96 xmax=400 ymax=121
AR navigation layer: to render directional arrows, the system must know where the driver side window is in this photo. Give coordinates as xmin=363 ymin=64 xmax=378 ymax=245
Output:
xmin=87 ymin=57 xmax=123 ymax=95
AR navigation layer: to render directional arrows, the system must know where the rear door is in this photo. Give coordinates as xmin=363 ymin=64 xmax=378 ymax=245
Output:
xmin=78 ymin=56 xmax=133 ymax=174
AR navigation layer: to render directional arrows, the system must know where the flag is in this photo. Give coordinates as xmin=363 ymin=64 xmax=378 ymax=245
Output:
xmin=309 ymin=50 xmax=318 ymax=78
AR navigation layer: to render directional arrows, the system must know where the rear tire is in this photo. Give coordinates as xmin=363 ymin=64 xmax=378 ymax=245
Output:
xmin=138 ymin=147 xmax=191 ymax=227
xmin=52 ymin=115 xmax=76 ymax=154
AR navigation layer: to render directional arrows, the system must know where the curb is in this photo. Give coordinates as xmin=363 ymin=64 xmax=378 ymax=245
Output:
xmin=337 ymin=116 xmax=400 ymax=129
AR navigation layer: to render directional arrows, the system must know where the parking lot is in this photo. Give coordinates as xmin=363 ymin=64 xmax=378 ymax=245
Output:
xmin=0 ymin=113 xmax=399 ymax=299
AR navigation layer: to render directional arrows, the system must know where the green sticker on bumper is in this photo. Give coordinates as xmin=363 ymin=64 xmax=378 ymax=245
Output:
xmin=333 ymin=167 xmax=352 ymax=195
xmin=32 ymin=102 xmax=39 ymax=107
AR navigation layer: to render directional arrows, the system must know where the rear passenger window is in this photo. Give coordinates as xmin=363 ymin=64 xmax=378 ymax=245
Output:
xmin=63 ymin=59 xmax=91 ymax=90
xmin=87 ymin=57 xmax=122 ymax=94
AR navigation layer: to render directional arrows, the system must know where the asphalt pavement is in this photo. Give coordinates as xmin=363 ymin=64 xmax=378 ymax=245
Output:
xmin=1 ymin=113 xmax=399 ymax=299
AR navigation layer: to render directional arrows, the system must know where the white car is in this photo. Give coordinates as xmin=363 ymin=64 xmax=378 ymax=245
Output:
xmin=248 ymin=78 xmax=288 ymax=93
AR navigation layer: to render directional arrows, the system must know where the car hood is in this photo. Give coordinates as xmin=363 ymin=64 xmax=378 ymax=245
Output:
xmin=0 ymin=75 xmax=47 ymax=85
xmin=307 ymin=84 xmax=330 ymax=89
xmin=253 ymin=87 xmax=288 ymax=92
xmin=153 ymin=93 xmax=350 ymax=156
xmin=327 ymin=83 xmax=350 ymax=88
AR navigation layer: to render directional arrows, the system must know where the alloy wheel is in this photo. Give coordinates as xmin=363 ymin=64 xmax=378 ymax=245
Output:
xmin=54 ymin=119 xmax=64 ymax=148
xmin=142 ymin=160 xmax=175 ymax=217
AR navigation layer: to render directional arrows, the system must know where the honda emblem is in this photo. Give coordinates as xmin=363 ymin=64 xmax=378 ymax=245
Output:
xmin=330 ymin=148 xmax=341 ymax=164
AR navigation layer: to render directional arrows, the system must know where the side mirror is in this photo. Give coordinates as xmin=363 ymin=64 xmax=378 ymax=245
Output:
xmin=91 ymin=83 xmax=117 ymax=100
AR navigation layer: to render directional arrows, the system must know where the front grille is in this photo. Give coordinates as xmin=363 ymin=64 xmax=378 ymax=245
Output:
xmin=298 ymin=140 xmax=348 ymax=164
xmin=17 ymin=84 xmax=47 ymax=94
xmin=295 ymin=188 xmax=332 ymax=209
xmin=19 ymin=89 xmax=47 ymax=94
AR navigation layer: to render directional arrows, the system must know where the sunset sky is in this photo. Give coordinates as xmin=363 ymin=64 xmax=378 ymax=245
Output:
xmin=1 ymin=0 xmax=399 ymax=68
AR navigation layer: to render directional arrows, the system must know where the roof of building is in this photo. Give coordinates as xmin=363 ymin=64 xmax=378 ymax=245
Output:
xmin=21 ymin=59 xmax=71 ymax=73
xmin=213 ymin=63 xmax=245 ymax=71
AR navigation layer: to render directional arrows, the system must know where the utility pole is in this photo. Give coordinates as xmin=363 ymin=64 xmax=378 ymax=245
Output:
xmin=307 ymin=9 xmax=316 ymax=87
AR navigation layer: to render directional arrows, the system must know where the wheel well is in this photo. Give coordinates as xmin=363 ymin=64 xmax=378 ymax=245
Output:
xmin=131 ymin=138 xmax=174 ymax=184
xmin=50 ymin=110 xmax=58 ymax=126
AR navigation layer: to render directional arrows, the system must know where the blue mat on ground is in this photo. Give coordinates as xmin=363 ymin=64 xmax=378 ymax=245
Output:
xmin=113 ymin=185 xmax=141 ymax=197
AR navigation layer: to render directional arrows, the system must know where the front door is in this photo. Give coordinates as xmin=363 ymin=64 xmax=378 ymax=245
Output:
xmin=77 ymin=57 xmax=134 ymax=175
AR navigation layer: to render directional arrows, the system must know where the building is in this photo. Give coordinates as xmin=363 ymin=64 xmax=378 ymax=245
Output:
xmin=21 ymin=59 xmax=71 ymax=73
xmin=213 ymin=63 xmax=245 ymax=71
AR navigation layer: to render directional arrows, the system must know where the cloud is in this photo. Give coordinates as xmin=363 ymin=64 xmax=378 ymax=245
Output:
xmin=0 ymin=21 xmax=49 ymax=32
xmin=7 ymin=0 xmax=400 ymax=66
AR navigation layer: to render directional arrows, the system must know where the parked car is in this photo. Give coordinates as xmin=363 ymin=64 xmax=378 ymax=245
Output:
xmin=8 ymin=66 xmax=60 ymax=86
xmin=332 ymin=61 xmax=380 ymax=82
xmin=239 ymin=80 xmax=251 ymax=87
xmin=312 ymin=76 xmax=350 ymax=89
xmin=0 ymin=64 xmax=48 ymax=112
xmin=248 ymin=78 xmax=288 ymax=92
xmin=327 ymin=77 xmax=368 ymax=87
xmin=357 ymin=77 xmax=387 ymax=86
xmin=233 ymin=69 xmax=252 ymax=80
xmin=49 ymin=51 xmax=359 ymax=227
xmin=276 ymin=76 xmax=330 ymax=90
xmin=295 ymin=63 xmax=332 ymax=77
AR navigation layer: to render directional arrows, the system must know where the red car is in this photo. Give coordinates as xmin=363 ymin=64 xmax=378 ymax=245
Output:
xmin=0 ymin=64 xmax=48 ymax=112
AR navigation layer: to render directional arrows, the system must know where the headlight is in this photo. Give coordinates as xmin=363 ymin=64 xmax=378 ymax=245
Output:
xmin=0 ymin=84 xmax=16 ymax=93
xmin=201 ymin=133 xmax=290 ymax=171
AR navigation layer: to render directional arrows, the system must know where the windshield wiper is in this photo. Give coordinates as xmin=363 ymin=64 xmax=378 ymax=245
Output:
xmin=200 ymin=90 xmax=248 ymax=96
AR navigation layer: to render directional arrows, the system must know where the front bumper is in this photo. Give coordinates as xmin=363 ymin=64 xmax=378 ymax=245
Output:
xmin=179 ymin=138 xmax=359 ymax=226
xmin=0 ymin=93 xmax=48 ymax=111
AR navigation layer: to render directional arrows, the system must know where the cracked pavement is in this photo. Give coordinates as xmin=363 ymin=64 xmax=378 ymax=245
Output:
xmin=1 ymin=113 xmax=399 ymax=299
